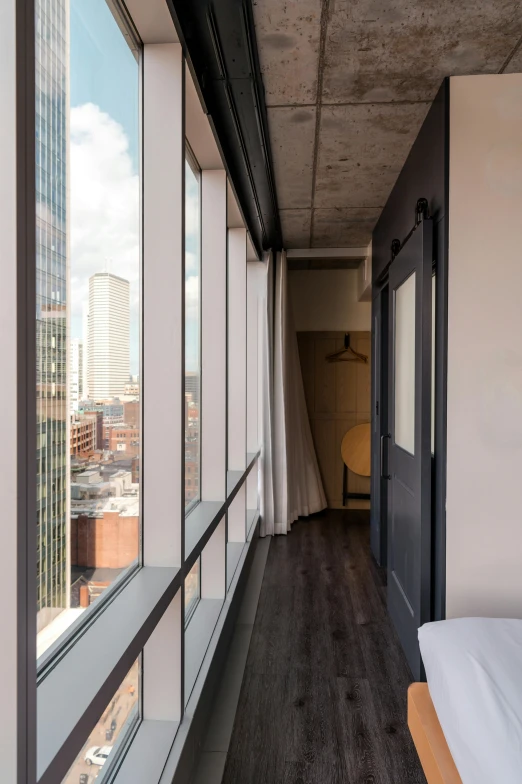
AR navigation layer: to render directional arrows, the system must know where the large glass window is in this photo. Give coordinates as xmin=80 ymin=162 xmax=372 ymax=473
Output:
xmin=21 ymin=3 xmax=263 ymax=776
xmin=185 ymin=150 xmax=201 ymax=511
xmin=62 ymin=659 xmax=139 ymax=782
xmin=36 ymin=0 xmax=141 ymax=655
xmin=185 ymin=559 xmax=201 ymax=625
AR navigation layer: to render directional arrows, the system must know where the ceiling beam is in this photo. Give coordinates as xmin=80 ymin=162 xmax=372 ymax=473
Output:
xmin=286 ymin=247 xmax=369 ymax=260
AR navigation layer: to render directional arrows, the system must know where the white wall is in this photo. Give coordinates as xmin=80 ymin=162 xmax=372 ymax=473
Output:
xmin=289 ymin=269 xmax=371 ymax=332
xmin=446 ymin=73 xmax=522 ymax=619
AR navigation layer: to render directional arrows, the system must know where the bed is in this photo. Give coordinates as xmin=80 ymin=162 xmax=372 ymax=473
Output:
xmin=409 ymin=618 xmax=522 ymax=784
xmin=408 ymin=683 xmax=462 ymax=784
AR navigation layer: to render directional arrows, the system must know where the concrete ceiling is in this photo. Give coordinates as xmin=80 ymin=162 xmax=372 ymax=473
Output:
xmin=252 ymin=0 xmax=522 ymax=249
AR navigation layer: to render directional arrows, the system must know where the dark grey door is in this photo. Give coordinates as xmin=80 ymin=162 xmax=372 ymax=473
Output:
xmin=370 ymin=287 xmax=388 ymax=567
xmin=387 ymin=218 xmax=433 ymax=680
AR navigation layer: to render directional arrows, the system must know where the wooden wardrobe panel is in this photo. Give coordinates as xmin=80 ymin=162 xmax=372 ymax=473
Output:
xmin=298 ymin=330 xmax=372 ymax=510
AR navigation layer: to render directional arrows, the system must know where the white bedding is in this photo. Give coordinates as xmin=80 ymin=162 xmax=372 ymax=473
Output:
xmin=418 ymin=617 xmax=522 ymax=784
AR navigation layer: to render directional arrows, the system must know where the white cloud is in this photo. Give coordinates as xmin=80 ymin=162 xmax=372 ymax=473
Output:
xmin=185 ymin=274 xmax=200 ymax=372
xmin=185 ymin=162 xmax=200 ymax=241
xmin=186 ymin=250 xmax=199 ymax=278
xmin=185 ymin=275 xmax=199 ymax=320
xmin=70 ymin=103 xmax=201 ymax=374
xmin=70 ymin=103 xmax=139 ymax=341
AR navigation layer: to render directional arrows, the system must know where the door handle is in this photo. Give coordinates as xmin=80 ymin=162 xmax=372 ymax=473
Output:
xmin=380 ymin=434 xmax=391 ymax=480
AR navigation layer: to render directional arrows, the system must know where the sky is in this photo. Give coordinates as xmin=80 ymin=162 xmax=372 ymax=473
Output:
xmin=70 ymin=0 xmax=200 ymax=376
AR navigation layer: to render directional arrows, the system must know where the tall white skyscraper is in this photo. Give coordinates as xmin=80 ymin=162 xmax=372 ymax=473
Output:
xmin=88 ymin=273 xmax=130 ymax=399
xmin=69 ymin=338 xmax=83 ymax=412
xmin=82 ymin=302 xmax=90 ymax=401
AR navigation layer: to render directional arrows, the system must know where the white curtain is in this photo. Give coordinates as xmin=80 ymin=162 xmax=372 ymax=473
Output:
xmin=271 ymin=250 xmax=327 ymax=534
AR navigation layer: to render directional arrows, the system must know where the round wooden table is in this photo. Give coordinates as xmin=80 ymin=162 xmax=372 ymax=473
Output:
xmin=341 ymin=422 xmax=371 ymax=477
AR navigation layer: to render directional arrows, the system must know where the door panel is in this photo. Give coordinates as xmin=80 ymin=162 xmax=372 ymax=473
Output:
xmin=388 ymin=219 xmax=433 ymax=680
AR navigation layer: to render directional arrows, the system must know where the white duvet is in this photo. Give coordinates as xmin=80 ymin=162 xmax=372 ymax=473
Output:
xmin=418 ymin=617 xmax=522 ymax=784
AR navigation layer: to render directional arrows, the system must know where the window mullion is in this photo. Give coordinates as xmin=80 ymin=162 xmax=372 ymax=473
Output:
xmin=142 ymin=42 xmax=184 ymax=722
xmin=201 ymin=170 xmax=227 ymax=503
xmin=227 ymin=228 xmax=247 ymax=472
xmin=5 ymin=0 xmax=38 ymax=782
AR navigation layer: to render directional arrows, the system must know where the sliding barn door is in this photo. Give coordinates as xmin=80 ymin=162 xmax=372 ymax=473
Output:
xmin=387 ymin=219 xmax=432 ymax=680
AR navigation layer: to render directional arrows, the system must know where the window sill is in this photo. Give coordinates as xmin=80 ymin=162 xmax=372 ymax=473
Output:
xmin=226 ymin=542 xmax=244 ymax=590
xmin=107 ymin=515 xmax=261 ymax=784
xmin=247 ymin=508 xmax=260 ymax=541
xmin=184 ymin=598 xmax=223 ymax=703
xmin=37 ymin=566 xmax=180 ymax=784
xmin=37 ymin=558 xmax=140 ymax=672
xmin=185 ymin=453 xmax=261 ymax=571
xmin=227 ymin=450 xmax=260 ymax=501
xmin=185 ymin=501 xmax=223 ymax=566
xmin=104 ymin=719 xmax=179 ymax=784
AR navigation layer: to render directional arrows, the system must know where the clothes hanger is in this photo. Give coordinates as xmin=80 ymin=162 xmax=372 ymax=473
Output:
xmin=325 ymin=333 xmax=368 ymax=364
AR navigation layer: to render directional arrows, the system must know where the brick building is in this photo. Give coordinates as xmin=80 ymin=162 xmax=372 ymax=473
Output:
xmin=185 ymin=458 xmax=199 ymax=505
xmin=82 ymin=409 xmax=103 ymax=450
xmin=70 ymin=506 xmax=139 ymax=569
xmin=103 ymin=424 xmax=140 ymax=456
xmin=131 ymin=456 xmax=140 ymax=484
xmin=123 ymin=400 xmax=139 ymax=428
xmin=70 ymin=415 xmax=97 ymax=456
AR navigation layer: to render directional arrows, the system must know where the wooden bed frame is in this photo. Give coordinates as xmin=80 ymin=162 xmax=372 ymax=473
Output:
xmin=407 ymin=683 xmax=463 ymax=784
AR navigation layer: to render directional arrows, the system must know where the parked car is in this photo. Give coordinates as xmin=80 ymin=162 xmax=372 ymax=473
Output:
xmin=84 ymin=746 xmax=112 ymax=767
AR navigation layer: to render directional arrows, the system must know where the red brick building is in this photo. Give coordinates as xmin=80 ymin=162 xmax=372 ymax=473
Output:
xmin=123 ymin=400 xmax=140 ymax=428
xmin=71 ymin=511 xmax=139 ymax=569
xmin=103 ymin=424 xmax=140 ymax=456
xmin=131 ymin=456 xmax=140 ymax=484
xmin=185 ymin=458 xmax=199 ymax=505
xmin=70 ymin=415 xmax=97 ymax=456
xmin=83 ymin=409 xmax=103 ymax=450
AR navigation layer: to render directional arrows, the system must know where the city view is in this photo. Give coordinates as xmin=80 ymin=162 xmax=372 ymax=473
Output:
xmin=35 ymin=0 xmax=200 ymax=777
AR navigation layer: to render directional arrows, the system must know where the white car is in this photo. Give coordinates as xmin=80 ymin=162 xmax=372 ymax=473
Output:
xmin=84 ymin=746 xmax=112 ymax=767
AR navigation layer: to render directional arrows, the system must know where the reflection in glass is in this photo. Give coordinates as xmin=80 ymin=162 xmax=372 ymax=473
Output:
xmin=62 ymin=660 xmax=139 ymax=782
xmin=36 ymin=0 xmax=141 ymax=656
xmin=185 ymin=559 xmax=201 ymax=624
xmin=185 ymin=153 xmax=201 ymax=511
xmin=394 ymin=272 xmax=416 ymax=455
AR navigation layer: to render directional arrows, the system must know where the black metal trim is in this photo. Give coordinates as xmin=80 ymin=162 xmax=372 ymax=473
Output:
xmin=165 ymin=0 xmax=282 ymax=258
xmin=389 ymin=197 xmax=431 ymax=261
xmin=17 ymin=0 xmax=37 ymax=779
xmin=433 ymin=80 xmax=450 ymax=622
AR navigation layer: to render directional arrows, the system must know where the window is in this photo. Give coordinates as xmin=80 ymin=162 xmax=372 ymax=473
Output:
xmin=185 ymin=149 xmax=201 ymax=511
xmin=5 ymin=2 xmax=264 ymax=779
xmin=62 ymin=659 xmax=139 ymax=782
xmin=36 ymin=0 xmax=141 ymax=650
xmin=185 ymin=559 xmax=200 ymax=625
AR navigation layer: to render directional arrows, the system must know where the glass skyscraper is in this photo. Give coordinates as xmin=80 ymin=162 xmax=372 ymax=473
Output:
xmin=35 ymin=0 xmax=68 ymax=629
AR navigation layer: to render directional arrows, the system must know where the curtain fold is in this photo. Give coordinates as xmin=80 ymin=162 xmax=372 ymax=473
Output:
xmin=272 ymin=250 xmax=327 ymax=534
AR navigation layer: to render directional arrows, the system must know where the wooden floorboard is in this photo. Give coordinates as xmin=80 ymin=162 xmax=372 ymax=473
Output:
xmin=222 ymin=509 xmax=426 ymax=784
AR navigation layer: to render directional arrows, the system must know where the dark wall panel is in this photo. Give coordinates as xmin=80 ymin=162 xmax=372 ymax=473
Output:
xmin=372 ymin=80 xmax=448 ymax=283
xmin=372 ymin=79 xmax=449 ymax=623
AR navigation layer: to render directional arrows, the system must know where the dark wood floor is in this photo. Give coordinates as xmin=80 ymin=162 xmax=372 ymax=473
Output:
xmin=222 ymin=509 xmax=426 ymax=784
